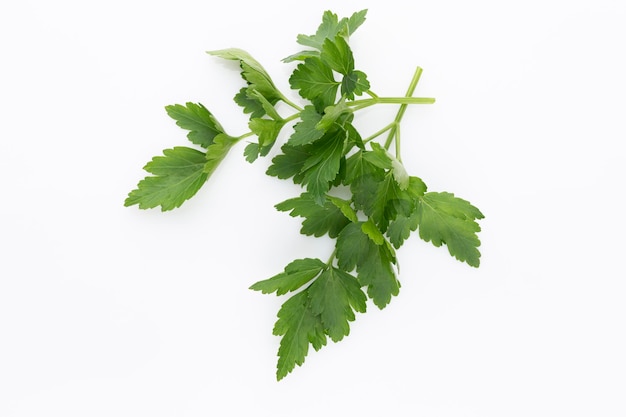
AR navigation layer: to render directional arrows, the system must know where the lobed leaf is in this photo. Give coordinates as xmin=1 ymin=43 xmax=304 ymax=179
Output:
xmin=275 ymin=192 xmax=351 ymax=238
xmin=203 ymin=133 xmax=240 ymax=177
xmin=289 ymin=57 xmax=339 ymax=110
xmin=165 ymin=102 xmax=225 ymax=148
xmin=266 ymin=144 xmax=310 ymax=183
xmin=296 ymin=9 xmax=368 ymax=50
xmin=273 ymin=291 xmax=327 ymax=381
xmin=125 ymin=147 xmax=208 ymax=211
xmin=249 ymin=258 xmax=326 ymax=295
xmin=299 ymin=129 xmax=347 ymax=204
xmin=287 ymin=105 xmax=324 ymax=146
xmin=308 ymin=268 xmax=367 ymax=342
xmin=320 ymin=36 xmax=354 ymax=75
xmin=335 ymin=222 xmax=399 ymax=308
xmin=416 ymin=192 xmax=484 ymax=267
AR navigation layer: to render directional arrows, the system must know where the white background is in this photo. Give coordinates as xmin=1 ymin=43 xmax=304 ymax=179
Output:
xmin=1 ymin=0 xmax=625 ymax=416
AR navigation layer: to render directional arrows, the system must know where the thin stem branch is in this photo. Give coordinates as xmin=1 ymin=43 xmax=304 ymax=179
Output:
xmin=236 ymin=131 xmax=256 ymax=141
xmin=279 ymin=93 xmax=304 ymax=112
xmin=362 ymin=122 xmax=395 ymax=143
xmin=348 ymin=96 xmax=435 ymax=107
xmin=326 ymin=248 xmax=337 ymax=268
xmin=384 ymin=66 xmax=429 ymax=151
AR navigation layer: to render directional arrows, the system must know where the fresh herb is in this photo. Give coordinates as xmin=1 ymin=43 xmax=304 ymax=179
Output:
xmin=125 ymin=9 xmax=484 ymax=380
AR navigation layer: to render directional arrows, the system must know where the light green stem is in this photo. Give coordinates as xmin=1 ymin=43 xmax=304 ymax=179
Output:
xmin=383 ymin=67 xmax=429 ymax=152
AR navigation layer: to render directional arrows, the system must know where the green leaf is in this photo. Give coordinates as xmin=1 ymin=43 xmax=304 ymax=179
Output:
xmin=234 ymin=88 xmax=279 ymax=119
xmin=243 ymin=142 xmax=260 ymax=163
xmin=266 ymin=144 xmax=310 ymax=183
xmin=282 ymin=50 xmax=320 ymax=63
xmin=245 ymin=113 xmax=290 ymax=162
xmin=287 ymin=105 xmax=324 ymax=146
xmin=289 ymin=57 xmax=339 ymax=110
xmin=125 ymin=147 xmax=208 ymax=211
xmin=344 ymin=9 xmax=368 ymax=37
xmin=296 ymin=10 xmax=343 ymax=50
xmin=335 ymin=222 xmax=399 ymax=308
xmin=165 ymin=103 xmax=225 ymax=148
xmin=275 ymin=192 xmax=351 ymax=238
xmin=386 ymin=210 xmax=420 ymax=249
xmin=247 ymin=89 xmax=283 ymax=121
xmin=326 ymin=195 xmax=358 ymax=223
xmin=300 ymin=129 xmax=347 ymax=204
xmin=417 ymin=192 xmax=484 ymax=267
xmin=249 ymin=118 xmax=286 ymax=155
xmin=352 ymin=171 xmax=412 ymax=232
xmin=317 ymin=101 xmax=352 ymax=132
xmin=364 ymin=143 xmax=393 ymax=169
xmin=250 ymin=258 xmax=326 ymax=295
xmin=345 ymin=122 xmax=365 ymax=150
xmin=391 ymin=158 xmax=409 ymax=190
xmin=320 ymin=36 xmax=354 ymax=75
xmin=273 ymin=291 xmax=327 ymax=381
xmin=335 ymin=222 xmax=373 ymax=272
xmin=358 ymin=242 xmax=399 ymax=309
xmin=361 ymin=219 xmax=385 ymax=245
xmin=207 ymin=48 xmax=279 ymax=99
xmin=203 ymin=133 xmax=240 ymax=176
xmin=344 ymin=148 xmax=385 ymax=186
xmin=308 ymin=268 xmax=367 ymax=342
xmin=385 ymin=177 xmax=428 ymax=248
xmin=349 ymin=70 xmax=370 ymax=97
xmin=296 ymin=9 xmax=368 ymax=50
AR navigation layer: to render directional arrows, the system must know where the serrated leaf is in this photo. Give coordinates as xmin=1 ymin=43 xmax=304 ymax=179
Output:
xmin=125 ymin=147 xmax=208 ymax=211
xmin=335 ymin=221 xmax=399 ymax=308
xmin=250 ymin=258 xmax=326 ymax=295
xmin=345 ymin=122 xmax=365 ymax=150
xmin=391 ymin=158 xmax=409 ymax=190
xmin=317 ymin=101 xmax=352 ymax=132
xmin=249 ymin=118 xmax=286 ymax=154
xmin=289 ymin=57 xmax=339 ymax=110
xmin=284 ymin=9 xmax=367 ymax=63
xmin=247 ymin=89 xmax=283 ymax=121
xmin=165 ymin=103 xmax=225 ymax=148
xmin=266 ymin=144 xmax=310 ymax=183
xmin=358 ymin=243 xmax=399 ymax=309
xmin=275 ymin=192 xmax=351 ymax=238
xmin=320 ymin=36 xmax=354 ymax=75
xmin=282 ymin=50 xmax=320 ymax=63
xmin=243 ymin=142 xmax=260 ymax=163
xmin=335 ymin=222 xmax=372 ymax=272
xmin=296 ymin=10 xmax=343 ymax=50
xmin=234 ymin=88 xmax=279 ymax=119
xmin=349 ymin=70 xmax=370 ymax=97
xmin=385 ymin=177 xmax=428 ymax=248
xmin=352 ymin=171 xmax=412 ymax=232
xmin=300 ymin=129 xmax=347 ymax=204
xmin=386 ymin=210 xmax=420 ymax=249
xmin=343 ymin=9 xmax=368 ymax=37
xmin=364 ymin=143 xmax=393 ymax=169
xmin=207 ymin=48 xmax=278 ymax=98
xmin=203 ymin=133 xmax=240 ymax=176
xmin=417 ymin=192 xmax=484 ymax=267
xmin=273 ymin=291 xmax=327 ymax=381
xmin=361 ymin=219 xmax=385 ymax=245
xmin=326 ymin=195 xmax=358 ymax=223
xmin=287 ymin=105 xmax=324 ymax=146
xmin=296 ymin=9 xmax=368 ymax=50
xmin=308 ymin=268 xmax=366 ymax=342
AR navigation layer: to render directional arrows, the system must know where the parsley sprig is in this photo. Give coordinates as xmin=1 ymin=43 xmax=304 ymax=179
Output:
xmin=125 ymin=9 xmax=484 ymax=380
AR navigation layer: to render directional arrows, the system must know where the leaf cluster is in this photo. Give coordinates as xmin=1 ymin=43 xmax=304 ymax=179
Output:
xmin=124 ymin=9 xmax=484 ymax=381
